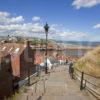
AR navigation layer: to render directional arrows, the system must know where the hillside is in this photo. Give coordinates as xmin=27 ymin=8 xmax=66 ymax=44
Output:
xmin=75 ymin=46 xmax=100 ymax=77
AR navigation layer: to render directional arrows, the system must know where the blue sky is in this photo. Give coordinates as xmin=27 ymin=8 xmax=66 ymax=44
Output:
xmin=0 ymin=0 xmax=100 ymax=41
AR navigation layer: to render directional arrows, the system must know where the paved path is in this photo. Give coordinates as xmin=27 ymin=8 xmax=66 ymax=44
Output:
xmin=16 ymin=65 xmax=96 ymax=100
xmin=41 ymin=66 xmax=95 ymax=100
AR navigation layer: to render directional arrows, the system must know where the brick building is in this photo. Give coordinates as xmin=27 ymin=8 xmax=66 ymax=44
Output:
xmin=0 ymin=41 xmax=35 ymax=98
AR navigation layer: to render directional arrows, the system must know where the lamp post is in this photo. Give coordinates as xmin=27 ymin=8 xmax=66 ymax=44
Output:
xmin=44 ymin=22 xmax=49 ymax=74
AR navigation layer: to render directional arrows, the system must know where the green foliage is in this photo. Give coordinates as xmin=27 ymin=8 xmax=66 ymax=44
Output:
xmin=30 ymin=38 xmax=50 ymax=45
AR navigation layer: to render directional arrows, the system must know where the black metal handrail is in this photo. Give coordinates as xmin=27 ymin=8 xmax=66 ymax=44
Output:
xmin=72 ymin=67 xmax=100 ymax=98
xmin=86 ymin=80 xmax=100 ymax=88
xmin=74 ymin=68 xmax=100 ymax=78
xmin=86 ymin=86 xmax=100 ymax=97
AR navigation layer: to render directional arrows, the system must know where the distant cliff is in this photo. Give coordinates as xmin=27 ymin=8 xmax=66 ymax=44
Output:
xmin=75 ymin=46 xmax=100 ymax=77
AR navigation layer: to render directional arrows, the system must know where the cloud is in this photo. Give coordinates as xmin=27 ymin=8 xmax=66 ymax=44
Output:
xmin=0 ymin=22 xmax=88 ymax=40
xmin=0 ymin=23 xmax=43 ymax=33
xmin=0 ymin=11 xmax=10 ymax=18
xmin=0 ymin=11 xmax=24 ymax=24
xmin=0 ymin=22 xmax=44 ymax=37
xmin=0 ymin=13 xmax=41 ymax=34
xmin=72 ymin=0 xmax=100 ymax=9
xmin=0 ymin=11 xmax=91 ymax=41
xmin=93 ymin=23 xmax=100 ymax=29
xmin=9 ymin=16 xmax=24 ymax=23
xmin=32 ymin=16 xmax=41 ymax=21
xmin=57 ymin=30 xmax=88 ymax=41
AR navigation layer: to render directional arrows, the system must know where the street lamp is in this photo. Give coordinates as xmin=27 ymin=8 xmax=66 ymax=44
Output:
xmin=44 ymin=22 xmax=49 ymax=74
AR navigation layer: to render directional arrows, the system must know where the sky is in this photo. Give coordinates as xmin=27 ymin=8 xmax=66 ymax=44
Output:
xmin=0 ymin=0 xmax=100 ymax=41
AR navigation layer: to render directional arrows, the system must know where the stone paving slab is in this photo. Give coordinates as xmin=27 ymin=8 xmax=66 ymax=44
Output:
xmin=13 ymin=65 xmax=96 ymax=100
xmin=41 ymin=66 xmax=96 ymax=100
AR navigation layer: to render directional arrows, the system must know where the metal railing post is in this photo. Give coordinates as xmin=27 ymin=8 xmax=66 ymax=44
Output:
xmin=80 ymin=71 xmax=84 ymax=90
xmin=35 ymin=81 xmax=37 ymax=93
xmin=43 ymin=79 xmax=46 ymax=93
xmin=84 ymin=80 xmax=87 ymax=89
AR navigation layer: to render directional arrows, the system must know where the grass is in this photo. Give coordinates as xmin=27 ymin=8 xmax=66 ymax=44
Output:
xmin=75 ymin=46 xmax=100 ymax=77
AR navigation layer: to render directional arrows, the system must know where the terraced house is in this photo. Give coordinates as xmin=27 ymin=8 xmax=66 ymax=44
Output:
xmin=0 ymin=41 xmax=36 ymax=98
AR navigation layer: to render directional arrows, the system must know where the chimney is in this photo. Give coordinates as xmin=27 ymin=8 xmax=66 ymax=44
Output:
xmin=24 ymin=39 xmax=30 ymax=47
xmin=27 ymin=40 xmax=30 ymax=47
